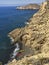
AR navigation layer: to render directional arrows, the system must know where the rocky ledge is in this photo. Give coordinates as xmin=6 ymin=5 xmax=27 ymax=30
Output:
xmin=8 ymin=1 xmax=49 ymax=65
xmin=17 ymin=4 xmax=40 ymax=10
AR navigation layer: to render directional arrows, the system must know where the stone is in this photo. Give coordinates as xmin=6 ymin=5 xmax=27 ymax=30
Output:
xmin=8 ymin=1 xmax=49 ymax=65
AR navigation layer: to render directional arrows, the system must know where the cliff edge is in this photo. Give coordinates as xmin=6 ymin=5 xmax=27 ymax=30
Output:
xmin=8 ymin=1 xmax=49 ymax=65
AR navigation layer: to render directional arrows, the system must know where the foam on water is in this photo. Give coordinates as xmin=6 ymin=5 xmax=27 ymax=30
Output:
xmin=11 ymin=43 xmax=20 ymax=59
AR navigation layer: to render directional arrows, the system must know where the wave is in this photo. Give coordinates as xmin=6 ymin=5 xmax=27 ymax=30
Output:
xmin=10 ymin=43 xmax=20 ymax=59
xmin=8 ymin=35 xmax=14 ymax=44
xmin=25 ymin=22 xmax=29 ymax=25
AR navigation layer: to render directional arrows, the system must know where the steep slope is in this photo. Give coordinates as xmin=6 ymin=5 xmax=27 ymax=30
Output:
xmin=8 ymin=1 xmax=49 ymax=65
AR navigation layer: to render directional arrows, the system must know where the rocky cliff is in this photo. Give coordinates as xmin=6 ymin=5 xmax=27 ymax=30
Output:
xmin=8 ymin=1 xmax=49 ymax=65
xmin=17 ymin=4 xmax=40 ymax=10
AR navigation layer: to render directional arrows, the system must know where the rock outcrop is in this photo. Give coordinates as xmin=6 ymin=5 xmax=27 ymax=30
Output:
xmin=8 ymin=1 xmax=49 ymax=65
xmin=17 ymin=4 xmax=40 ymax=10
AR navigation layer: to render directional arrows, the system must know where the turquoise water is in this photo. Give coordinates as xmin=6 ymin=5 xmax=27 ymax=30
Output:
xmin=0 ymin=6 xmax=38 ymax=64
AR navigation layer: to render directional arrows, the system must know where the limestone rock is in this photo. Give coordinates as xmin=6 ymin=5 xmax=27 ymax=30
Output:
xmin=8 ymin=1 xmax=49 ymax=65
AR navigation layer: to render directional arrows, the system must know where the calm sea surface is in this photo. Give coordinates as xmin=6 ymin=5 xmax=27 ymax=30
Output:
xmin=0 ymin=6 xmax=38 ymax=64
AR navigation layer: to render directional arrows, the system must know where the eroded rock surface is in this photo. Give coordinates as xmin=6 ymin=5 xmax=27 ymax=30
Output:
xmin=8 ymin=1 xmax=49 ymax=65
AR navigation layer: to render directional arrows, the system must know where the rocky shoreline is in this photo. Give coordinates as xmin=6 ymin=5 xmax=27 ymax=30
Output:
xmin=17 ymin=4 xmax=40 ymax=10
xmin=8 ymin=1 xmax=49 ymax=65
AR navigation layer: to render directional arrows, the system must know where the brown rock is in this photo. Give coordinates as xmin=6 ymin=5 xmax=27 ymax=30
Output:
xmin=8 ymin=1 xmax=49 ymax=65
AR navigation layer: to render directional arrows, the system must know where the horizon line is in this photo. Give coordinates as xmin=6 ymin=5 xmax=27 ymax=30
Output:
xmin=0 ymin=2 xmax=42 ymax=7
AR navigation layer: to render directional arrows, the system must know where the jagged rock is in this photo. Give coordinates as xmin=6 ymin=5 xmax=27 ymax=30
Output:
xmin=8 ymin=1 xmax=49 ymax=65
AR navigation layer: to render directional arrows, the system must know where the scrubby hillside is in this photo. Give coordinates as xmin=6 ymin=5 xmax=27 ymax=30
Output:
xmin=8 ymin=1 xmax=49 ymax=65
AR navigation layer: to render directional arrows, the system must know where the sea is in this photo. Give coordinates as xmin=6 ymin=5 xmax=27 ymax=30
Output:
xmin=0 ymin=6 xmax=38 ymax=64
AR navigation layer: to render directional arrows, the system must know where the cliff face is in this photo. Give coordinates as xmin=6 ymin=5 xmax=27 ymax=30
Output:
xmin=17 ymin=4 xmax=40 ymax=10
xmin=8 ymin=1 xmax=49 ymax=65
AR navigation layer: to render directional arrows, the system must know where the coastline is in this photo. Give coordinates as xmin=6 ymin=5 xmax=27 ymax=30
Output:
xmin=8 ymin=35 xmax=15 ymax=43
xmin=16 ymin=4 xmax=40 ymax=10
xmin=8 ymin=1 xmax=49 ymax=65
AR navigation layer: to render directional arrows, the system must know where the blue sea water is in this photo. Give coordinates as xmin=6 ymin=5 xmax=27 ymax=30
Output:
xmin=0 ymin=6 xmax=38 ymax=64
